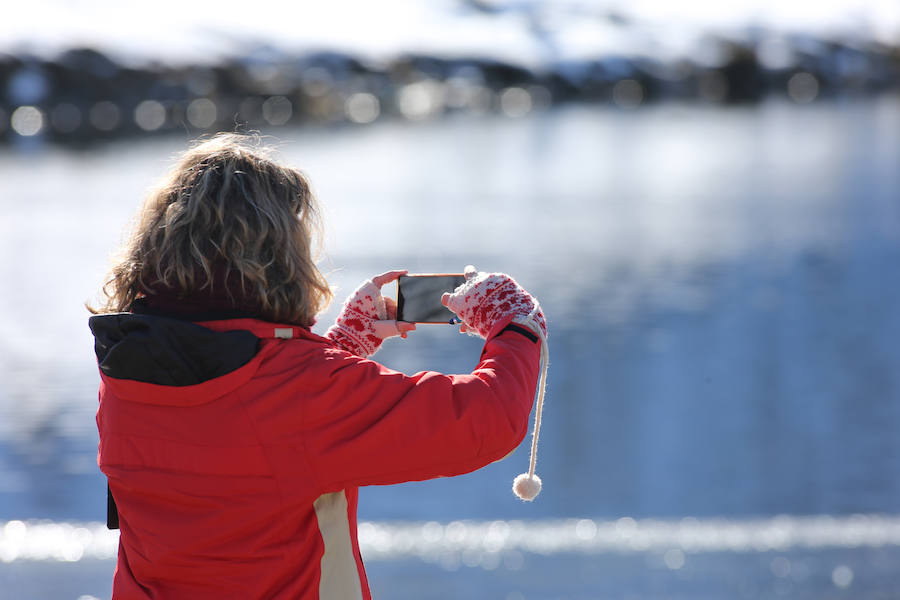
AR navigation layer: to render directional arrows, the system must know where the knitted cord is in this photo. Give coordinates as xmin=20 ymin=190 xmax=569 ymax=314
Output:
xmin=512 ymin=304 xmax=549 ymax=501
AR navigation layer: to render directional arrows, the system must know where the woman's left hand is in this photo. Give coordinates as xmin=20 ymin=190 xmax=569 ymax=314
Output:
xmin=325 ymin=270 xmax=416 ymax=357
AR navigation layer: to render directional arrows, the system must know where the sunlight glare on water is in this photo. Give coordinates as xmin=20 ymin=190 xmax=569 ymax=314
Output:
xmin=2 ymin=514 xmax=900 ymax=563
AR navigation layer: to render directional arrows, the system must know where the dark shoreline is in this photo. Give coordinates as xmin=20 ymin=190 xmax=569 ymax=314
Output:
xmin=2 ymin=33 xmax=899 ymax=147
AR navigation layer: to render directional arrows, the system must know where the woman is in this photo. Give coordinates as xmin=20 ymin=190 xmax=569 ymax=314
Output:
xmin=88 ymin=134 xmax=547 ymax=599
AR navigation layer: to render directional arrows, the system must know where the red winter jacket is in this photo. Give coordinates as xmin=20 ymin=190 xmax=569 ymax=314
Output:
xmin=89 ymin=309 xmax=540 ymax=599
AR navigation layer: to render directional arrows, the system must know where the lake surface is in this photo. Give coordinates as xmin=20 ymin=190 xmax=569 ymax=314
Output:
xmin=1 ymin=96 xmax=899 ymax=598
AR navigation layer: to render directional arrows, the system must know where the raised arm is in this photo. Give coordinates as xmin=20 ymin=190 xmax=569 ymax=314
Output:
xmin=305 ymin=320 xmax=542 ymax=491
xmin=306 ymin=267 xmax=548 ymax=494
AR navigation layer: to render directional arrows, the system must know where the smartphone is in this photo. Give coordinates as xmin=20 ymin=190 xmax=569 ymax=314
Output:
xmin=397 ymin=274 xmax=466 ymax=323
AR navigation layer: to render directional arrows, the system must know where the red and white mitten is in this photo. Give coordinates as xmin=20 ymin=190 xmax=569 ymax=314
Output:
xmin=325 ymin=280 xmax=389 ymax=357
xmin=445 ymin=266 xmax=550 ymax=502
xmin=444 ymin=268 xmax=547 ymax=340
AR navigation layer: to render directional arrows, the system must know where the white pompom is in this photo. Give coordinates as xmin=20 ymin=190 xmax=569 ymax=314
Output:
xmin=512 ymin=473 xmax=542 ymax=501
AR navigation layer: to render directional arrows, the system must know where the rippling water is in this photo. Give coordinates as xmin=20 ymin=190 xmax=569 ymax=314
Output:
xmin=1 ymin=97 xmax=899 ymax=597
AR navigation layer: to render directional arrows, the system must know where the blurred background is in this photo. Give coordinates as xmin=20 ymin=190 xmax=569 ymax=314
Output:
xmin=1 ymin=0 xmax=900 ymax=598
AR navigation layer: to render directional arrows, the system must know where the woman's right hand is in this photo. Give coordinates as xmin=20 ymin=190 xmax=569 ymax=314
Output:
xmin=441 ymin=266 xmax=547 ymax=339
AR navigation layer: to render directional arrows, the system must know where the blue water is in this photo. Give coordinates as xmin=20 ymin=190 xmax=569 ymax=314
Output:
xmin=1 ymin=97 xmax=899 ymax=598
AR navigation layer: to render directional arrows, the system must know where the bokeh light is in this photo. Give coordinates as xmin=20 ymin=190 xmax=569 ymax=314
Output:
xmin=832 ymin=565 xmax=854 ymax=588
xmin=10 ymin=106 xmax=44 ymax=136
xmin=499 ymin=87 xmax=532 ymax=118
xmin=345 ymin=92 xmax=380 ymax=124
xmin=50 ymin=103 xmax=82 ymax=133
xmin=186 ymin=98 xmax=217 ymax=129
xmin=770 ymin=556 xmax=791 ymax=578
xmin=397 ymin=80 xmax=443 ymax=120
xmin=756 ymin=36 xmax=796 ymax=70
xmin=787 ymin=72 xmax=820 ymax=103
xmin=88 ymin=101 xmax=121 ymax=132
xmin=663 ymin=548 xmax=685 ymax=570
xmin=261 ymin=96 xmax=292 ymax=126
xmin=133 ymin=100 xmax=167 ymax=132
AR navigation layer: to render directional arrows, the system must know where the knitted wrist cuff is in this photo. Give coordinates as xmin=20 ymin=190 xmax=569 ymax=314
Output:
xmin=326 ymin=279 xmax=391 ymax=357
xmin=326 ymin=321 xmax=377 ymax=357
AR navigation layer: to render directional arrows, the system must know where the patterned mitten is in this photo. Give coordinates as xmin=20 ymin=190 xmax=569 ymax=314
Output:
xmin=325 ymin=280 xmax=388 ymax=357
xmin=446 ymin=266 xmax=550 ymax=502
xmin=444 ymin=269 xmax=547 ymax=340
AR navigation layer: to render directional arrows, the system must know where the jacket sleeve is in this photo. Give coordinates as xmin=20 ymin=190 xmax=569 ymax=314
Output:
xmin=301 ymin=322 xmax=542 ymax=491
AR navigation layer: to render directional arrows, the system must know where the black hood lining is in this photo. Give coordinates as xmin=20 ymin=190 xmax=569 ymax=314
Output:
xmin=89 ymin=313 xmax=260 ymax=386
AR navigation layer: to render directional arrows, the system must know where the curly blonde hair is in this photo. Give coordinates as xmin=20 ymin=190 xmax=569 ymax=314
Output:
xmin=90 ymin=133 xmax=332 ymax=326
